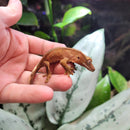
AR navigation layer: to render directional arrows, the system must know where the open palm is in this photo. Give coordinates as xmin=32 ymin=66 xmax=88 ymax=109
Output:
xmin=0 ymin=0 xmax=72 ymax=103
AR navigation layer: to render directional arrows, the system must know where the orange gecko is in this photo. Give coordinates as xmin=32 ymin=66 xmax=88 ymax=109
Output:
xmin=29 ymin=47 xmax=95 ymax=84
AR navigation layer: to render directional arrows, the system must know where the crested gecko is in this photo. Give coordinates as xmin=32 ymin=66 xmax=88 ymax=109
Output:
xmin=29 ymin=47 xmax=95 ymax=84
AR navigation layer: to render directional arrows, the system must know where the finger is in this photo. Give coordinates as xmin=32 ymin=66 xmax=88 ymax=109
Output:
xmin=26 ymin=54 xmax=42 ymax=71
xmin=40 ymin=74 xmax=72 ymax=91
xmin=26 ymin=54 xmax=65 ymax=74
xmin=17 ymin=71 xmax=72 ymax=91
xmin=27 ymin=35 xmax=66 ymax=55
xmin=0 ymin=83 xmax=53 ymax=103
xmin=0 ymin=0 xmax=22 ymax=27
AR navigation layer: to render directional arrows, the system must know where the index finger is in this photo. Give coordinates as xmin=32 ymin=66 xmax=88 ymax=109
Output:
xmin=0 ymin=83 xmax=53 ymax=103
xmin=27 ymin=35 xmax=66 ymax=55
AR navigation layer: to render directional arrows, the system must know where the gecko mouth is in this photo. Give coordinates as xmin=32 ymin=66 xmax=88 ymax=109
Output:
xmin=83 ymin=63 xmax=95 ymax=72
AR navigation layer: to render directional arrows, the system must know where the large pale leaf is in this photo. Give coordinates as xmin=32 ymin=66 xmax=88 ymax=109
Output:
xmin=58 ymin=88 xmax=130 ymax=130
xmin=46 ymin=29 xmax=105 ymax=124
xmin=0 ymin=109 xmax=33 ymax=130
xmin=3 ymin=103 xmax=46 ymax=130
xmin=3 ymin=103 xmax=30 ymax=123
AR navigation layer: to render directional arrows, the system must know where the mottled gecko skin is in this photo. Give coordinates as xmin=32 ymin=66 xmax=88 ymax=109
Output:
xmin=29 ymin=47 xmax=95 ymax=84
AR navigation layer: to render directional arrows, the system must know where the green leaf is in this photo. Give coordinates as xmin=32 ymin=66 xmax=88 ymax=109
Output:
xmin=17 ymin=12 xmax=38 ymax=26
xmin=108 ymin=67 xmax=127 ymax=92
xmin=20 ymin=0 xmax=28 ymax=6
xmin=54 ymin=6 xmax=91 ymax=28
xmin=34 ymin=31 xmax=51 ymax=40
xmin=63 ymin=6 xmax=91 ymax=22
xmin=87 ymin=75 xmax=111 ymax=110
xmin=46 ymin=29 xmax=105 ymax=124
xmin=64 ymin=24 xmax=76 ymax=36
xmin=97 ymin=71 xmax=103 ymax=82
xmin=53 ymin=22 xmax=65 ymax=28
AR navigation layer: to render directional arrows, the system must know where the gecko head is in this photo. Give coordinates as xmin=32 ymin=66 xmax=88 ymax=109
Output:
xmin=74 ymin=54 xmax=95 ymax=72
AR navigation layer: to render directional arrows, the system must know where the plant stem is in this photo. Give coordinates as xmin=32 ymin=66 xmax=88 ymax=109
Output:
xmin=47 ymin=0 xmax=53 ymax=25
xmin=52 ymin=27 xmax=58 ymax=42
xmin=61 ymin=27 xmax=64 ymax=42
xmin=44 ymin=0 xmax=58 ymax=42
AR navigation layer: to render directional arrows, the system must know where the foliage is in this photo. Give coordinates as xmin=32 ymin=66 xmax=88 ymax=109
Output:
xmin=86 ymin=67 xmax=128 ymax=111
xmin=34 ymin=31 xmax=51 ymax=40
xmin=87 ymin=75 xmax=111 ymax=110
xmin=58 ymin=89 xmax=130 ymax=130
xmin=53 ymin=6 xmax=91 ymax=29
xmin=17 ymin=12 xmax=38 ymax=26
xmin=108 ymin=67 xmax=128 ymax=92
xmin=0 ymin=109 xmax=33 ymax=130
xmin=19 ymin=0 xmax=92 ymax=42
xmin=20 ymin=0 xmax=28 ymax=6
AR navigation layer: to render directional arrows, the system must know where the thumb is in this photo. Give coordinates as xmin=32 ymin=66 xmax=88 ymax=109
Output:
xmin=0 ymin=0 xmax=22 ymax=27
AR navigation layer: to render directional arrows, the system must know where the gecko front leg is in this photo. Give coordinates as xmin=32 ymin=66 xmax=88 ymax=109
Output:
xmin=60 ymin=58 xmax=76 ymax=76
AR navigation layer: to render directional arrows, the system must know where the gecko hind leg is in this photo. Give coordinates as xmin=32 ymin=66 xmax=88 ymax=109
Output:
xmin=29 ymin=63 xmax=42 ymax=84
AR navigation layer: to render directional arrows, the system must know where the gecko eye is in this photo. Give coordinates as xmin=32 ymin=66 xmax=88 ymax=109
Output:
xmin=87 ymin=59 xmax=92 ymax=64
xmin=77 ymin=56 xmax=80 ymax=59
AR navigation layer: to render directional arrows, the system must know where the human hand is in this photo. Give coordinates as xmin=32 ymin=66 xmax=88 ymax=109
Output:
xmin=0 ymin=0 xmax=72 ymax=103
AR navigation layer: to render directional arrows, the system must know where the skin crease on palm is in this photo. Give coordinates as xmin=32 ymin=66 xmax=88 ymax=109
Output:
xmin=0 ymin=0 xmax=72 ymax=103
